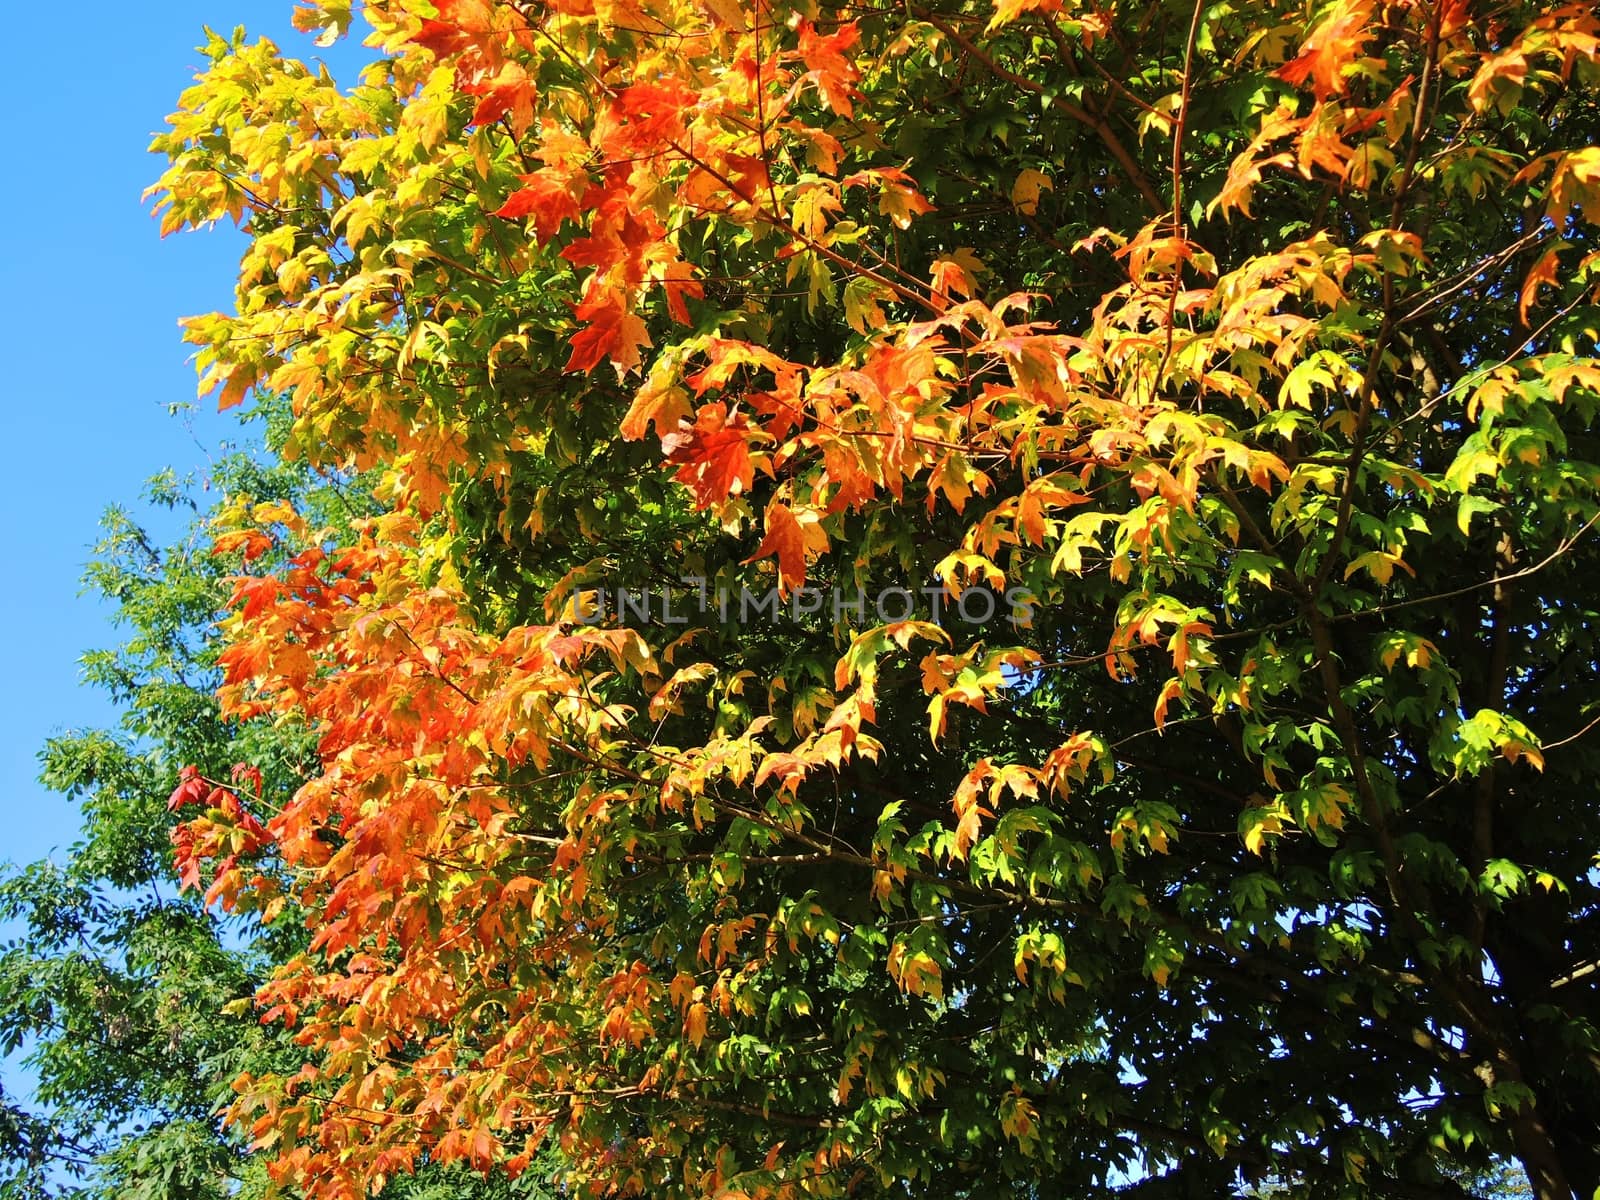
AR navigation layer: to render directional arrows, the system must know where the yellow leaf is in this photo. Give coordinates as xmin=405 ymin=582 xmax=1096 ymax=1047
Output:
xmin=1010 ymin=168 xmax=1053 ymax=216
xmin=685 ymin=1002 xmax=709 ymax=1047
xmin=1343 ymin=550 xmax=1414 ymax=586
xmin=985 ymin=0 xmax=1063 ymax=31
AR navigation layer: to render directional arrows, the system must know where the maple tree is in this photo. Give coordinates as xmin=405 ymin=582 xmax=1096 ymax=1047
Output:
xmin=0 ymin=428 xmax=324 ymax=1200
xmin=146 ymin=0 xmax=1600 ymax=1196
xmin=0 ymin=413 xmax=551 ymax=1200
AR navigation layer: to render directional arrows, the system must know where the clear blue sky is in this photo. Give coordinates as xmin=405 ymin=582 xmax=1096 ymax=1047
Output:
xmin=0 ymin=0 xmax=372 ymax=1117
xmin=0 ymin=2 xmax=367 ymax=869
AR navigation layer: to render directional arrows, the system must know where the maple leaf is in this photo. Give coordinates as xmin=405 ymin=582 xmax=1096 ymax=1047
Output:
xmin=1276 ymin=0 xmax=1376 ymax=100
xmin=685 ymin=338 xmax=801 ymax=396
xmin=620 ymin=373 xmax=692 ymax=443
xmin=986 ymin=0 xmax=1062 ymax=33
xmin=657 ymin=260 xmax=703 ymax=325
xmin=170 ymin=824 xmax=202 ymax=891
xmin=887 ymin=940 xmax=944 ymax=999
xmin=412 ymin=19 xmax=468 ymax=56
xmin=844 ymin=275 xmax=892 ymax=333
xmin=951 ymin=760 xmax=995 ymax=860
xmin=409 ymin=0 xmax=498 ymax=56
xmin=465 ymin=62 xmax=537 ymax=133
xmin=168 ymin=764 xmax=207 ymax=812
xmin=797 ymin=19 xmax=862 ymax=115
xmin=565 ymin=288 xmax=650 ymax=374
xmin=213 ymin=528 xmax=274 ymax=561
xmin=744 ymin=501 xmax=808 ymax=593
xmin=494 ymin=171 xmax=581 ymax=242
xmin=685 ymin=1001 xmax=709 ymax=1047
xmin=1010 ymin=168 xmax=1053 ymax=216
xmin=929 ymin=255 xmax=977 ymax=307
xmin=608 ymin=80 xmax=698 ymax=151
xmin=560 ymin=206 xmax=663 ymax=290
xmin=844 ymin=166 xmax=935 ymax=229
xmin=217 ymin=364 xmax=258 ymax=412
xmin=1469 ymin=47 xmax=1529 ymax=116
xmin=661 ymin=402 xmax=757 ymax=507
xmin=1520 ymin=246 xmax=1563 ymax=323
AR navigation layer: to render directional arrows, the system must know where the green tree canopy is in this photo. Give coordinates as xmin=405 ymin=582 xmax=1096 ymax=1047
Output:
xmin=122 ymin=1 xmax=1600 ymax=1198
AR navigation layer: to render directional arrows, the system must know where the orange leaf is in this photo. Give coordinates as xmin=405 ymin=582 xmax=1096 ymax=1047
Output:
xmin=1520 ymin=246 xmax=1562 ymax=324
xmin=685 ymin=1001 xmax=709 ymax=1047
xmin=745 ymin=502 xmax=807 ymax=593
xmin=494 ymin=171 xmax=581 ymax=242
xmin=1276 ymin=0 xmax=1375 ymax=100
xmin=565 ymin=289 xmax=651 ymax=374
xmin=661 ymin=402 xmax=757 ymax=507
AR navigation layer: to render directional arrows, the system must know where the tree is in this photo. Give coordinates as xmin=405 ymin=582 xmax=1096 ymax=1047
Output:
xmin=148 ymin=1 xmax=1600 ymax=1197
xmin=0 ymin=412 xmax=318 ymax=1199
xmin=0 ymin=410 xmax=551 ymax=1200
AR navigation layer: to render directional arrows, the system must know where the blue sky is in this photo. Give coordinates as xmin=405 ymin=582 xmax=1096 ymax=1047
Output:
xmin=0 ymin=1 xmax=1163 ymax=1176
xmin=0 ymin=0 xmax=372 ymax=1126
xmin=0 ymin=2 xmax=367 ymax=867
xmin=0 ymin=3 xmax=369 ymax=1108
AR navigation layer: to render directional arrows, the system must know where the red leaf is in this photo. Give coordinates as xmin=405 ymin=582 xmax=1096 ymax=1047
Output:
xmin=608 ymin=80 xmax=698 ymax=151
xmin=662 ymin=402 xmax=756 ymax=507
xmin=167 ymin=765 xmax=207 ymax=812
xmin=217 ymin=365 xmax=257 ymax=412
xmin=797 ymin=19 xmax=862 ymax=116
xmin=469 ymin=75 xmax=536 ymax=131
xmin=170 ymin=824 xmax=201 ymax=890
xmin=411 ymin=19 xmax=467 ymax=56
xmin=1520 ymin=247 xmax=1562 ymax=324
xmin=561 ymin=209 xmax=661 ymax=288
xmin=494 ymin=172 xmax=581 ymax=242
xmin=207 ymin=786 xmax=242 ymax=818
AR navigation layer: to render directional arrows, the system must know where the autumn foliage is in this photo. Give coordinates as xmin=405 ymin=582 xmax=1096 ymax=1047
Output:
xmin=150 ymin=0 xmax=1600 ymax=1196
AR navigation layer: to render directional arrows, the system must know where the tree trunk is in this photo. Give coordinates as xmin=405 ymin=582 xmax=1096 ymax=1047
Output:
xmin=1511 ymin=1103 xmax=1578 ymax=1200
